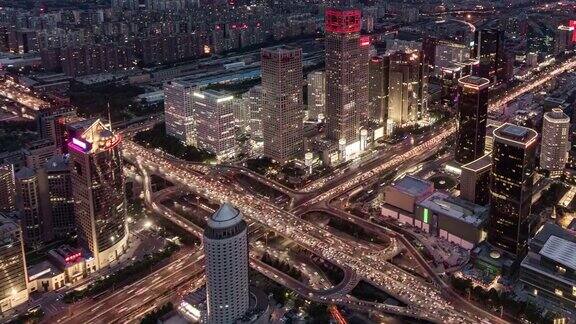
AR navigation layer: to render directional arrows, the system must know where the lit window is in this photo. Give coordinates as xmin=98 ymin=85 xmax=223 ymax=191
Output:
xmin=555 ymin=289 xmax=563 ymax=297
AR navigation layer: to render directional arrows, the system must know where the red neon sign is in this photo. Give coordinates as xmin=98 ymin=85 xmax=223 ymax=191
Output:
xmin=570 ymin=20 xmax=576 ymax=42
xmin=325 ymin=8 xmax=361 ymax=34
xmin=360 ymin=36 xmax=370 ymax=46
xmin=64 ymin=252 xmax=82 ymax=263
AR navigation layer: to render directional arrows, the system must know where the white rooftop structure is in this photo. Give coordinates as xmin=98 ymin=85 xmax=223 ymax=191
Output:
xmin=418 ymin=191 xmax=488 ymax=227
xmin=208 ymin=203 xmax=243 ymax=229
xmin=540 ymin=235 xmax=576 ymax=271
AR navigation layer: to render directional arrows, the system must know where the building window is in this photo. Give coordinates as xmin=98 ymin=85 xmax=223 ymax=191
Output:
xmin=555 ymin=289 xmax=563 ymax=297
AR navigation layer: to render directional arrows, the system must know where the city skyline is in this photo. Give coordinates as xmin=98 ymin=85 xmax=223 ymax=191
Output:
xmin=0 ymin=1 xmax=575 ymax=323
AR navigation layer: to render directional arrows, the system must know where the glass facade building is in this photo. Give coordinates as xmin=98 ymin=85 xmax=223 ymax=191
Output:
xmin=488 ymin=124 xmax=537 ymax=256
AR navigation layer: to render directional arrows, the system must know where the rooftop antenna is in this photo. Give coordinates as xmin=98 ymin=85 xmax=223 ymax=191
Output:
xmin=107 ymin=101 xmax=113 ymax=131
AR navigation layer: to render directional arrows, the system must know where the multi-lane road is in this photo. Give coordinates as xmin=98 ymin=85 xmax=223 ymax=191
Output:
xmin=94 ymin=51 xmax=576 ymax=323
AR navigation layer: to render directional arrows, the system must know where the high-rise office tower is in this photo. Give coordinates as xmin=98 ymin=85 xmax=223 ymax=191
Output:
xmin=203 ymin=203 xmax=249 ymax=324
xmin=68 ymin=119 xmax=128 ymax=269
xmin=473 ymin=29 xmax=504 ymax=83
xmin=488 ymin=124 xmax=537 ymax=256
xmin=192 ymin=90 xmax=236 ymax=160
xmin=555 ymin=25 xmax=574 ymax=54
xmin=245 ymin=85 xmax=263 ymax=139
xmin=42 ymin=156 xmax=75 ymax=238
xmin=164 ymin=80 xmax=196 ymax=146
xmin=0 ymin=164 xmax=16 ymax=213
xmin=23 ymin=139 xmax=57 ymax=170
xmin=460 ymin=154 xmax=491 ymax=206
xmin=324 ymin=7 xmax=370 ymax=143
xmin=307 ymin=71 xmax=326 ymax=121
xmin=368 ymin=55 xmax=390 ymax=124
xmin=454 ymin=76 xmax=490 ymax=164
xmin=540 ymin=108 xmax=570 ymax=178
xmin=261 ymin=45 xmax=304 ymax=163
xmin=15 ymin=167 xmax=52 ymax=246
xmin=36 ymin=106 xmax=77 ymax=143
xmin=388 ymin=50 xmax=425 ymax=126
xmin=0 ymin=214 xmax=29 ymax=313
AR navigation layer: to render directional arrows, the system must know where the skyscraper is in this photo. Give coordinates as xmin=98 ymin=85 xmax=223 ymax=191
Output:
xmin=540 ymin=108 xmax=570 ymax=178
xmin=245 ymin=85 xmax=263 ymax=139
xmin=454 ymin=76 xmax=490 ymax=164
xmin=307 ymin=71 xmax=326 ymax=121
xmin=473 ymin=29 xmax=504 ymax=83
xmin=460 ymin=154 xmax=491 ymax=206
xmin=488 ymin=124 xmax=537 ymax=256
xmin=15 ymin=167 xmax=52 ymax=246
xmin=368 ymin=55 xmax=389 ymax=124
xmin=261 ymin=45 xmax=304 ymax=163
xmin=0 ymin=164 xmax=16 ymax=213
xmin=42 ymin=156 xmax=75 ymax=238
xmin=68 ymin=119 xmax=128 ymax=269
xmin=0 ymin=214 xmax=29 ymax=313
xmin=203 ymin=203 xmax=249 ymax=324
xmin=388 ymin=50 xmax=424 ymax=126
xmin=324 ymin=7 xmax=369 ymax=143
xmin=192 ymin=90 xmax=236 ymax=160
xmin=164 ymin=80 xmax=196 ymax=146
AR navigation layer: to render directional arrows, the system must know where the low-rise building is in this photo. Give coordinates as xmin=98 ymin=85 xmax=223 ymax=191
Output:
xmin=520 ymin=223 xmax=576 ymax=315
xmin=414 ymin=192 xmax=489 ymax=249
xmin=382 ymin=175 xmax=434 ymax=215
xmin=28 ymin=245 xmax=96 ymax=293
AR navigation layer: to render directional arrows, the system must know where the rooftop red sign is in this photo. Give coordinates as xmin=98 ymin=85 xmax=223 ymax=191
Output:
xmin=325 ymin=8 xmax=361 ymax=34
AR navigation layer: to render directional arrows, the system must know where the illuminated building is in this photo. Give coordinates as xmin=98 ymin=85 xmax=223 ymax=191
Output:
xmin=192 ymin=90 xmax=236 ymax=159
xmin=460 ymin=154 xmax=491 ymax=206
xmin=307 ymin=71 xmax=326 ymax=121
xmin=540 ymin=108 xmax=570 ymax=178
xmin=244 ymin=85 xmax=263 ymax=139
xmin=36 ymin=106 xmax=77 ymax=144
xmin=473 ymin=29 xmax=505 ymax=83
xmin=415 ymin=191 xmax=489 ymax=250
xmin=368 ymin=55 xmax=390 ymax=124
xmin=555 ymin=25 xmax=574 ymax=54
xmin=454 ymin=76 xmax=490 ymax=164
xmin=570 ymin=20 xmax=576 ymax=42
xmin=0 ymin=164 xmax=16 ymax=213
xmin=0 ymin=214 xmax=28 ymax=313
xmin=23 ymin=139 xmax=56 ymax=170
xmin=520 ymin=222 xmax=576 ymax=312
xmin=68 ymin=119 xmax=128 ymax=269
xmin=203 ymin=203 xmax=249 ymax=324
xmin=388 ymin=50 xmax=425 ymax=125
xmin=15 ymin=167 xmax=52 ymax=246
xmin=43 ymin=156 xmax=75 ymax=238
xmin=261 ymin=45 xmax=304 ymax=162
xmin=488 ymin=124 xmax=537 ymax=256
xmin=324 ymin=7 xmax=369 ymax=143
xmin=164 ymin=80 xmax=197 ymax=146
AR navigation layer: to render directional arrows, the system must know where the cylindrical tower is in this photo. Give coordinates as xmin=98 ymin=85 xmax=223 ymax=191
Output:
xmin=203 ymin=203 xmax=249 ymax=324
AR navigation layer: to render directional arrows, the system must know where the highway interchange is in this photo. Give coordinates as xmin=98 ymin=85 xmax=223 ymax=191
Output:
xmin=42 ymin=51 xmax=576 ymax=324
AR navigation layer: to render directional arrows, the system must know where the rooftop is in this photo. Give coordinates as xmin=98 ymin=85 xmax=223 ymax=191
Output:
xmin=458 ymin=75 xmax=490 ymax=89
xmin=391 ymin=175 xmax=434 ymax=198
xmin=540 ymin=235 xmax=576 ymax=271
xmin=493 ymin=123 xmax=538 ymax=145
xmin=531 ymin=222 xmax=576 ymax=252
xmin=45 ymin=155 xmax=69 ymax=172
xmin=208 ymin=203 xmax=243 ymax=229
xmin=462 ymin=154 xmax=491 ymax=173
xmin=418 ymin=191 xmax=488 ymax=226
